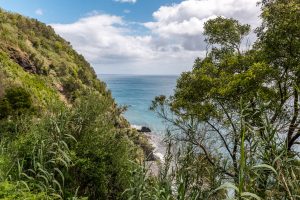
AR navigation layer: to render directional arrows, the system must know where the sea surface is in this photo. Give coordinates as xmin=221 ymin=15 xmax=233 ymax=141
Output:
xmin=99 ymin=74 xmax=178 ymax=133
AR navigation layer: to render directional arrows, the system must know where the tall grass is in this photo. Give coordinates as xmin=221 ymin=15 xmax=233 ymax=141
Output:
xmin=126 ymin=101 xmax=300 ymax=200
xmin=0 ymin=92 xmax=147 ymax=199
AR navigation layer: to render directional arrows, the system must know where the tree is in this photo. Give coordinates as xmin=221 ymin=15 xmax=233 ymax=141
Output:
xmin=204 ymin=17 xmax=250 ymax=54
xmin=153 ymin=17 xmax=271 ymax=181
xmin=151 ymin=1 xmax=300 ymax=198
xmin=256 ymin=0 xmax=300 ymax=151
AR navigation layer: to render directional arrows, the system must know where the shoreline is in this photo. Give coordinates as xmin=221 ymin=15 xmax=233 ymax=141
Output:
xmin=144 ymin=132 xmax=166 ymax=176
xmin=131 ymin=125 xmax=166 ymax=162
xmin=144 ymin=132 xmax=166 ymax=162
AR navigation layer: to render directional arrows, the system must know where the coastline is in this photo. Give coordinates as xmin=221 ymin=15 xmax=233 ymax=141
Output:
xmin=131 ymin=124 xmax=167 ymax=176
xmin=144 ymin=132 xmax=166 ymax=162
xmin=145 ymin=132 xmax=166 ymax=176
xmin=131 ymin=124 xmax=166 ymax=161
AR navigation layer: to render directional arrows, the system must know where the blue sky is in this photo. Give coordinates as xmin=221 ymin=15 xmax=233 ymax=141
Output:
xmin=0 ymin=0 xmax=182 ymax=23
xmin=0 ymin=0 xmax=260 ymax=75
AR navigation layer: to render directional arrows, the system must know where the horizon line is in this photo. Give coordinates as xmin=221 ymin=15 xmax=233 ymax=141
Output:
xmin=97 ymin=73 xmax=180 ymax=76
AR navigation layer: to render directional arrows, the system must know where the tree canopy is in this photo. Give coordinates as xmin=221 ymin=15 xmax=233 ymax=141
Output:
xmin=149 ymin=0 xmax=300 ymax=198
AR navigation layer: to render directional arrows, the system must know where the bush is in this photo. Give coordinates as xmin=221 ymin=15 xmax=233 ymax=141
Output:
xmin=0 ymin=181 xmax=47 ymax=200
xmin=0 ymin=87 xmax=33 ymax=119
xmin=0 ymin=92 xmax=144 ymax=199
xmin=0 ymin=98 xmax=11 ymax=119
xmin=66 ymin=93 xmax=136 ymax=199
xmin=62 ymin=77 xmax=81 ymax=101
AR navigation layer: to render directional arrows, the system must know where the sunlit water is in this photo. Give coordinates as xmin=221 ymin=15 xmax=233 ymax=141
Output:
xmin=99 ymin=74 xmax=178 ymax=134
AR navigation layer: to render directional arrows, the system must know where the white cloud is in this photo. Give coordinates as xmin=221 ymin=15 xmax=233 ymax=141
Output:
xmin=124 ymin=9 xmax=131 ymax=14
xmin=115 ymin=0 xmax=137 ymax=3
xmin=149 ymin=0 xmax=259 ymax=29
xmin=51 ymin=13 xmax=199 ymax=74
xmin=35 ymin=8 xmax=43 ymax=16
xmin=51 ymin=0 xmax=260 ymax=75
xmin=52 ymin=15 xmax=152 ymax=62
xmin=145 ymin=0 xmax=260 ymax=51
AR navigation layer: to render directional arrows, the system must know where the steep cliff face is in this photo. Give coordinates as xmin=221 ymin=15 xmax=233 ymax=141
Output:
xmin=0 ymin=8 xmax=108 ymax=108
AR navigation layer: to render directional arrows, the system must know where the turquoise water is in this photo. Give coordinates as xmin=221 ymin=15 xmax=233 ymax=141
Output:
xmin=99 ymin=74 xmax=178 ymax=132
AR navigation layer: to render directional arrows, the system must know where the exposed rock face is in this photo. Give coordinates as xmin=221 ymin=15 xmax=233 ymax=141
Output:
xmin=138 ymin=126 xmax=151 ymax=133
xmin=7 ymin=47 xmax=37 ymax=73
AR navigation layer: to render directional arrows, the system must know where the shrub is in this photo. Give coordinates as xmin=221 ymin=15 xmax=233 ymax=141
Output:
xmin=0 ymin=87 xmax=34 ymax=119
xmin=0 ymin=98 xmax=11 ymax=119
xmin=67 ymin=93 xmax=136 ymax=199
xmin=5 ymin=87 xmax=31 ymax=110
xmin=0 ymin=181 xmax=47 ymax=200
xmin=0 ymin=73 xmax=4 ymax=98
xmin=62 ymin=77 xmax=81 ymax=101
xmin=0 ymin=92 xmax=145 ymax=199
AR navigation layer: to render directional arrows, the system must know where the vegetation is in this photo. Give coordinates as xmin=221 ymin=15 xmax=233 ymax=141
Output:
xmin=0 ymin=7 xmax=153 ymax=200
xmin=126 ymin=0 xmax=300 ymax=199
xmin=0 ymin=92 xmax=148 ymax=199
xmin=0 ymin=87 xmax=33 ymax=119
xmin=0 ymin=0 xmax=300 ymax=199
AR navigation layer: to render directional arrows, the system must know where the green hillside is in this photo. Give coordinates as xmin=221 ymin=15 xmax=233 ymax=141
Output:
xmin=0 ymin=8 xmax=108 ymax=107
xmin=2 ymin=0 xmax=299 ymax=199
xmin=0 ymin=8 xmax=153 ymax=199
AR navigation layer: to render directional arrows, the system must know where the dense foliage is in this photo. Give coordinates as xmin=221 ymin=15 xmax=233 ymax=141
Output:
xmin=0 ymin=87 xmax=33 ymax=119
xmin=0 ymin=8 xmax=153 ymax=200
xmin=0 ymin=7 xmax=108 ymax=109
xmin=0 ymin=91 xmax=148 ymax=199
xmin=1 ymin=0 xmax=300 ymax=199
xmin=126 ymin=0 xmax=300 ymax=199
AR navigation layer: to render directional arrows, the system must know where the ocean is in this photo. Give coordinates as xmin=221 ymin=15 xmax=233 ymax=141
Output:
xmin=99 ymin=74 xmax=178 ymax=133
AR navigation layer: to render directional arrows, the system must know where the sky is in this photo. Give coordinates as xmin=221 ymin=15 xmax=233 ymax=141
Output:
xmin=0 ymin=0 xmax=261 ymax=75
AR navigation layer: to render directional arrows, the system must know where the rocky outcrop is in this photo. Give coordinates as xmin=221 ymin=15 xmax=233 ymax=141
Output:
xmin=137 ymin=126 xmax=151 ymax=133
xmin=7 ymin=47 xmax=37 ymax=73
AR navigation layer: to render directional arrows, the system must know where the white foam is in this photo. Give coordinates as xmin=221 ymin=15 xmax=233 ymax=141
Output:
xmin=131 ymin=125 xmax=166 ymax=162
xmin=146 ymin=133 xmax=166 ymax=162
xmin=154 ymin=152 xmax=164 ymax=162
xmin=131 ymin=124 xmax=142 ymax=130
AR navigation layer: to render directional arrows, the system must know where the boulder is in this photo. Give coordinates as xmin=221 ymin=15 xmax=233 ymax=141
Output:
xmin=138 ymin=126 xmax=151 ymax=133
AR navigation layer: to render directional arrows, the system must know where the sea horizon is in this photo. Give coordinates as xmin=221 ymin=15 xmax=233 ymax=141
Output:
xmin=99 ymin=74 xmax=178 ymax=133
xmin=98 ymin=73 xmax=180 ymax=76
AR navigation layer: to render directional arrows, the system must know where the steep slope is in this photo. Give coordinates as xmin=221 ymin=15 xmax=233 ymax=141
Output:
xmin=0 ymin=8 xmax=108 ymax=108
xmin=0 ymin=9 xmax=154 ymax=199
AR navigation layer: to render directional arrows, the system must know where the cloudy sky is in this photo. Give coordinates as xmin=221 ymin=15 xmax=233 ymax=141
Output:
xmin=1 ymin=0 xmax=261 ymax=75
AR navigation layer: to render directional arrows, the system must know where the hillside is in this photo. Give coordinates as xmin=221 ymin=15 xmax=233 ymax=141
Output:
xmin=1 ymin=0 xmax=300 ymax=199
xmin=0 ymin=8 xmax=109 ymax=107
xmin=0 ymin=8 xmax=153 ymax=199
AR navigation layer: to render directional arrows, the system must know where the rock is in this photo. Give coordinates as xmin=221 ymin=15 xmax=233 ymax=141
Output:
xmin=145 ymin=151 xmax=157 ymax=161
xmin=141 ymin=126 xmax=151 ymax=132
xmin=138 ymin=126 xmax=151 ymax=133
xmin=7 ymin=47 xmax=37 ymax=74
